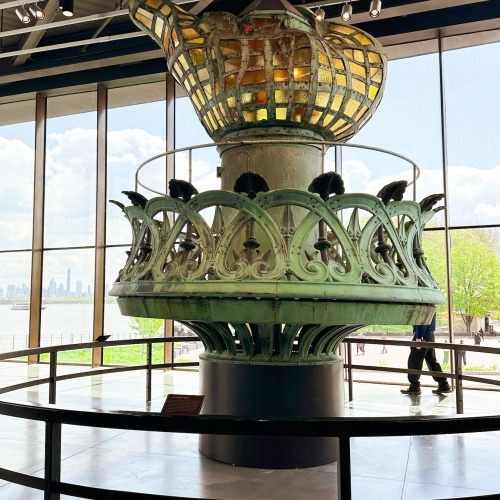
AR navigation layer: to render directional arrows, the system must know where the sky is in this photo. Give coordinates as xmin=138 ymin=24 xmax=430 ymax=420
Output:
xmin=0 ymin=40 xmax=499 ymax=292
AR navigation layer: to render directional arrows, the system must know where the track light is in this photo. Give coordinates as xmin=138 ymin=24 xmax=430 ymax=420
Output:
xmin=341 ymin=2 xmax=352 ymax=22
xmin=369 ymin=0 xmax=382 ymax=18
xmin=15 ymin=6 xmax=31 ymax=24
xmin=314 ymin=7 xmax=325 ymax=21
xmin=28 ymin=4 xmax=45 ymax=20
xmin=60 ymin=0 xmax=74 ymax=17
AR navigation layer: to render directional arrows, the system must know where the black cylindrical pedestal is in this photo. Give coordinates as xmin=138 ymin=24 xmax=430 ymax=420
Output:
xmin=199 ymin=358 xmax=344 ymax=468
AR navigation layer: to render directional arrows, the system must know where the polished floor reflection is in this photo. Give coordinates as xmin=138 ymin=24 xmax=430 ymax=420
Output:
xmin=0 ymin=362 xmax=499 ymax=499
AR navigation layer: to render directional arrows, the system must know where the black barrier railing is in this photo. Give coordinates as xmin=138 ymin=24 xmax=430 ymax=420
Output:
xmin=0 ymin=337 xmax=500 ymax=499
xmin=343 ymin=337 xmax=500 ymax=414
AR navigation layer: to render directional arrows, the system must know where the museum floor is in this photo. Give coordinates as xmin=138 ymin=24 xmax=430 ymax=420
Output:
xmin=0 ymin=362 xmax=499 ymax=500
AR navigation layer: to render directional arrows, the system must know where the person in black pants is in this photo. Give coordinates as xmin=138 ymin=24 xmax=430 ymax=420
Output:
xmin=401 ymin=313 xmax=452 ymax=395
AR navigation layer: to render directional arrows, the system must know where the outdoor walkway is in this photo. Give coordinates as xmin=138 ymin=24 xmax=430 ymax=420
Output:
xmin=0 ymin=362 xmax=499 ymax=499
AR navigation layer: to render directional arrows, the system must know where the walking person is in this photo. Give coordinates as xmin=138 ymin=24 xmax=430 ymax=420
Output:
xmin=401 ymin=313 xmax=452 ymax=395
xmin=356 ymin=332 xmax=365 ymax=355
xmin=380 ymin=333 xmax=388 ymax=354
xmin=459 ymin=339 xmax=467 ymax=366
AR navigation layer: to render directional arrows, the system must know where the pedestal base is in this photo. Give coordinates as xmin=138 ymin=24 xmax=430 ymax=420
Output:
xmin=199 ymin=358 xmax=344 ymax=468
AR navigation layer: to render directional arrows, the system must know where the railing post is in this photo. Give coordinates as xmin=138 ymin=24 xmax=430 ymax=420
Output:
xmin=146 ymin=341 xmax=153 ymax=403
xmin=337 ymin=436 xmax=352 ymax=500
xmin=347 ymin=342 xmax=353 ymax=402
xmin=45 ymin=421 xmax=61 ymax=500
xmin=49 ymin=351 xmax=57 ymax=405
xmin=454 ymin=347 xmax=464 ymax=414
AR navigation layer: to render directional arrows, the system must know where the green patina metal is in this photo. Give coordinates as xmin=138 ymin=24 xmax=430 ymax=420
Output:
xmin=112 ymin=1 xmax=444 ymax=366
xmin=110 ymin=181 xmax=444 ymax=363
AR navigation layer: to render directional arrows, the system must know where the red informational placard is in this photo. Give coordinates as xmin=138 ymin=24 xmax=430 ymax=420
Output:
xmin=161 ymin=394 xmax=205 ymax=416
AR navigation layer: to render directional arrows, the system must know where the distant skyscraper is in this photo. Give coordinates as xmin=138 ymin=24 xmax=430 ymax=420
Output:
xmin=76 ymin=280 xmax=83 ymax=295
xmin=66 ymin=268 xmax=70 ymax=293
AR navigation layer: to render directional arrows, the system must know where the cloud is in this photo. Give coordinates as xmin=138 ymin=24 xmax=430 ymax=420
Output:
xmin=2 ymin=125 xmax=500 ymax=289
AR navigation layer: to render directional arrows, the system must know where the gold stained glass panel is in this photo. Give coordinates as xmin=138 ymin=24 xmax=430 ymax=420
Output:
xmin=354 ymin=33 xmax=373 ymax=46
xmin=368 ymin=52 xmax=382 ymax=64
xmin=160 ymin=5 xmax=171 ymax=15
xmin=294 ymin=67 xmax=311 ymax=82
xmin=227 ymin=96 xmax=236 ymax=108
xmin=323 ymin=114 xmax=334 ymax=127
xmin=146 ymin=0 xmax=162 ymax=7
xmin=349 ymin=62 xmax=366 ymax=78
xmin=243 ymin=111 xmax=257 ymax=122
xmin=241 ymin=70 xmax=266 ymax=85
xmin=331 ymin=94 xmax=343 ymax=111
xmin=225 ymin=57 xmax=241 ymax=72
xmin=315 ymin=92 xmax=330 ymax=108
xmin=257 ymin=109 xmax=268 ymax=121
xmin=198 ymin=68 xmax=209 ymax=82
xmin=273 ymin=52 xmax=287 ymax=66
xmin=336 ymin=74 xmax=346 ymax=86
xmin=190 ymin=49 xmax=205 ymax=66
xmin=332 ymin=25 xmax=356 ymax=35
xmin=225 ymin=74 xmax=238 ymax=89
xmin=182 ymin=28 xmax=200 ymax=40
xmin=354 ymin=50 xmax=365 ymax=63
xmin=220 ymin=40 xmax=241 ymax=56
xmin=318 ymin=69 xmax=333 ymax=84
xmin=294 ymin=90 xmax=309 ymax=104
xmin=318 ymin=51 xmax=329 ymax=66
xmin=331 ymin=118 xmax=346 ymax=130
xmin=344 ymin=98 xmax=361 ymax=117
xmin=370 ymin=68 xmax=383 ymax=83
xmin=196 ymin=89 xmax=206 ymax=106
xmin=309 ymin=110 xmax=322 ymax=124
xmin=274 ymin=69 xmax=289 ymax=82
xmin=203 ymin=84 xmax=213 ymax=99
xmin=352 ymin=79 xmax=366 ymax=95
xmin=248 ymin=55 xmax=265 ymax=68
xmin=154 ymin=18 xmax=164 ymax=39
xmin=135 ymin=9 xmax=153 ymax=29
xmin=294 ymin=48 xmax=312 ymax=64
xmin=355 ymin=105 xmax=368 ymax=121
xmin=275 ymin=90 xmax=289 ymax=103
xmin=276 ymin=108 xmax=287 ymax=120
xmin=333 ymin=59 xmax=345 ymax=70
xmin=188 ymin=38 xmax=205 ymax=45
xmin=188 ymin=73 xmax=196 ymax=87
xmin=369 ymin=85 xmax=379 ymax=100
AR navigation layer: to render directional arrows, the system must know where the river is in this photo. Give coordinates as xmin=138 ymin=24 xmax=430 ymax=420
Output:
xmin=0 ymin=303 xmax=134 ymax=352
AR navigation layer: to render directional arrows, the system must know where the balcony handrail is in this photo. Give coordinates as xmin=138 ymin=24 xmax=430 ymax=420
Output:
xmin=1 ymin=337 xmax=499 ymax=499
xmin=134 ymin=139 xmax=421 ymax=198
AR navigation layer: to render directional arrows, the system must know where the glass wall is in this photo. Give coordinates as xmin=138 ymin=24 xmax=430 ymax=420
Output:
xmin=0 ymin=33 xmax=499 ymax=378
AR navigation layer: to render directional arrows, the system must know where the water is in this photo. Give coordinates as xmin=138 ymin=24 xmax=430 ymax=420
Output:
xmin=0 ymin=303 xmax=133 ymax=351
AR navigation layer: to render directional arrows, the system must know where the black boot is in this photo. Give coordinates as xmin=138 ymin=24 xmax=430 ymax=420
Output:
xmin=401 ymin=385 xmax=421 ymax=395
xmin=432 ymin=382 xmax=452 ymax=394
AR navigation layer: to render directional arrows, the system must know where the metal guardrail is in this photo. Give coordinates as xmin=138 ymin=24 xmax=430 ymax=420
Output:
xmin=0 ymin=337 xmax=499 ymax=500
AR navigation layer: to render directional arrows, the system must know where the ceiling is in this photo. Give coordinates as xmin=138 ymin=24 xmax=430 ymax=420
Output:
xmin=0 ymin=0 xmax=499 ymax=102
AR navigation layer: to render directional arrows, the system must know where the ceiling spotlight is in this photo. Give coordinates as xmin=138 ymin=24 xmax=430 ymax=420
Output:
xmin=15 ymin=6 xmax=31 ymax=24
xmin=314 ymin=8 xmax=325 ymax=21
xmin=369 ymin=0 xmax=382 ymax=18
xmin=28 ymin=4 xmax=45 ymax=20
xmin=60 ymin=0 xmax=74 ymax=17
xmin=341 ymin=2 xmax=352 ymax=22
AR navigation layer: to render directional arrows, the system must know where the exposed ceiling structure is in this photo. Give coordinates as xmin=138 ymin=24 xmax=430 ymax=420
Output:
xmin=0 ymin=0 xmax=499 ymax=102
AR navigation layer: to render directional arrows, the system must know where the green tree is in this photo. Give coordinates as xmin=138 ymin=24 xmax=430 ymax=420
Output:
xmin=128 ymin=317 xmax=164 ymax=337
xmin=423 ymin=229 xmax=500 ymax=332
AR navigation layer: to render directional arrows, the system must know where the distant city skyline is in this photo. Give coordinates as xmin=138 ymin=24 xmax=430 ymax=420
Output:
xmin=0 ymin=267 xmax=110 ymax=300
